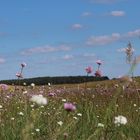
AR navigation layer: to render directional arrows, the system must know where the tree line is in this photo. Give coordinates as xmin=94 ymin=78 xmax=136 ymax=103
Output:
xmin=0 ymin=76 xmax=109 ymax=86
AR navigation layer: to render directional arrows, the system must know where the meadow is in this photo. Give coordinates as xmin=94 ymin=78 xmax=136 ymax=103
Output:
xmin=0 ymin=77 xmax=140 ymax=140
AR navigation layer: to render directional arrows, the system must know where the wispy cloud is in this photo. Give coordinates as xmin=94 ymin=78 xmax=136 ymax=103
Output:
xmin=71 ymin=23 xmax=83 ymax=30
xmin=127 ymin=29 xmax=140 ymax=37
xmin=62 ymin=54 xmax=74 ymax=60
xmin=87 ymin=33 xmax=121 ymax=45
xmin=82 ymin=12 xmax=92 ymax=17
xmin=54 ymin=53 xmax=95 ymax=62
xmin=87 ymin=0 xmax=123 ymax=4
xmin=62 ymin=53 xmax=96 ymax=62
xmin=110 ymin=10 xmax=125 ymax=16
xmin=21 ymin=44 xmax=71 ymax=55
xmin=87 ymin=29 xmax=140 ymax=46
xmin=0 ymin=58 xmax=6 ymax=64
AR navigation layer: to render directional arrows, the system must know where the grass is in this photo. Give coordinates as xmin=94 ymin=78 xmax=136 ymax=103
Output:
xmin=0 ymin=78 xmax=140 ymax=140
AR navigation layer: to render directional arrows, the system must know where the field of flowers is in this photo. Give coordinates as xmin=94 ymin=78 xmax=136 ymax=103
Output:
xmin=0 ymin=76 xmax=140 ymax=140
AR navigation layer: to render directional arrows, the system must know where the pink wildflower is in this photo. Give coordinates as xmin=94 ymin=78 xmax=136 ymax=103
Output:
xmin=85 ymin=66 xmax=92 ymax=74
xmin=95 ymin=70 xmax=102 ymax=77
xmin=96 ymin=60 xmax=102 ymax=65
xmin=48 ymin=92 xmax=56 ymax=96
xmin=16 ymin=72 xmax=23 ymax=78
xmin=64 ymin=103 xmax=76 ymax=112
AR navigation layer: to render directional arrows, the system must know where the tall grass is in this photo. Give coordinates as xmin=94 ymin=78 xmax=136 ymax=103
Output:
xmin=0 ymin=79 xmax=140 ymax=140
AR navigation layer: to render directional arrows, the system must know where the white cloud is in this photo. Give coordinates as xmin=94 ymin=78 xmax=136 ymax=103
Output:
xmin=110 ymin=10 xmax=125 ymax=16
xmin=61 ymin=53 xmax=96 ymax=63
xmin=127 ymin=29 xmax=140 ymax=37
xmin=72 ymin=24 xmax=83 ymax=30
xmin=62 ymin=54 xmax=74 ymax=60
xmin=87 ymin=29 xmax=140 ymax=46
xmin=87 ymin=33 xmax=120 ymax=45
xmin=0 ymin=58 xmax=6 ymax=64
xmin=82 ymin=12 xmax=92 ymax=17
xmin=21 ymin=44 xmax=71 ymax=55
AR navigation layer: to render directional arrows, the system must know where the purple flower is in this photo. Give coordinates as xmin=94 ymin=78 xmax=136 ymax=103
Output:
xmin=0 ymin=84 xmax=8 ymax=91
xmin=21 ymin=62 xmax=27 ymax=67
xmin=48 ymin=92 xmax=56 ymax=96
xmin=64 ymin=103 xmax=76 ymax=112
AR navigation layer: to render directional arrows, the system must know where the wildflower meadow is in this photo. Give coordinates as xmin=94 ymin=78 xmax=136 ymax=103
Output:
xmin=0 ymin=76 xmax=140 ymax=140
xmin=0 ymin=43 xmax=140 ymax=140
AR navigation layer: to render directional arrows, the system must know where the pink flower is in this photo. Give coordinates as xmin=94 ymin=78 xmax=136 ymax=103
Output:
xmin=48 ymin=92 xmax=56 ymax=96
xmin=85 ymin=66 xmax=92 ymax=74
xmin=21 ymin=62 xmax=27 ymax=67
xmin=95 ymin=70 xmax=102 ymax=77
xmin=0 ymin=84 xmax=8 ymax=91
xmin=16 ymin=72 xmax=23 ymax=78
xmin=64 ymin=103 xmax=76 ymax=112
xmin=96 ymin=60 xmax=102 ymax=65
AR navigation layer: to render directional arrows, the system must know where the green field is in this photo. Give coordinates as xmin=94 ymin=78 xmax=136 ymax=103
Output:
xmin=0 ymin=77 xmax=140 ymax=140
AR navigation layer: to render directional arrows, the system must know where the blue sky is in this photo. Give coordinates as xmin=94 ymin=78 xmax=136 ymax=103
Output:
xmin=0 ymin=0 xmax=140 ymax=80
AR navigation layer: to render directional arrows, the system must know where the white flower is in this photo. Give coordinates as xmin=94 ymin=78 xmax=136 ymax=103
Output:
xmin=31 ymin=83 xmax=35 ymax=87
xmin=23 ymin=82 xmax=27 ymax=86
xmin=133 ymin=104 xmax=137 ymax=107
xmin=23 ymin=90 xmax=28 ymax=94
xmin=0 ymin=105 xmax=3 ymax=109
xmin=77 ymin=113 xmax=82 ymax=116
xmin=92 ymin=95 xmax=95 ymax=99
xmin=30 ymin=95 xmax=47 ymax=105
xmin=6 ymin=96 xmax=10 ymax=98
xmin=97 ymin=123 xmax=104 ymax=127
xmin=73 ymin=116 xmax=78 ymax=120
xmin=62 ymin=99 xmax=66 ymax=102
xmin=11 ymin=117 xmax=15 ymax=120
xmin=30 ymin=104 xmax=34 ymax=108
xmin=35 ymin=129 xmax=40 ymax=132
xmin=18 ymin=112 xmax=24 ymax=116
xmin=114 ymin=115 xmax=127 ymax=126
xmin=48 ymin=83 xmax=51 ymax=86
xmin=57 ymin=121 xmax=63 ymax=126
